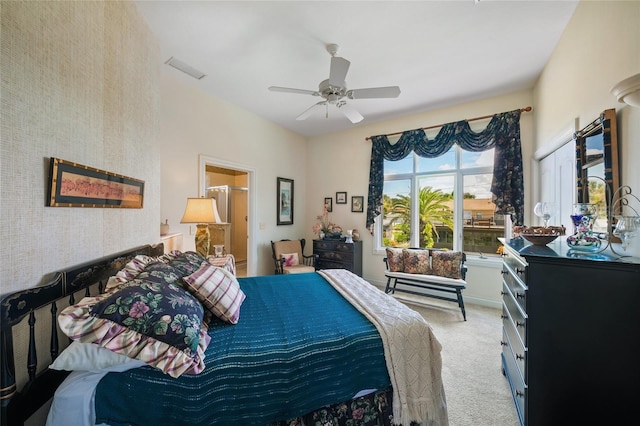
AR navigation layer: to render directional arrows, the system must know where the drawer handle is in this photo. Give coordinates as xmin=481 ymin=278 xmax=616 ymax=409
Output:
xmin=500 ymin=270 xmax=508 ymax=275
xmin=516 ymin=321 xmax=525 ymax=328
xmin=500 ymin=315 xmax=508 ymax=320
xmin=500 ymin=340 xmax=507 ymax=346
xmin=515 ymin=390 xmax=524 ymax=398
xmin=515 ymin=292 xmax=525 ymax=299
xmin=500 ymin=291 xmax=507 ymax=296
xmin=516 ymin=268 xmax=525 ymax=274
xmin=516 ymin=353 xmax=524 ymax=361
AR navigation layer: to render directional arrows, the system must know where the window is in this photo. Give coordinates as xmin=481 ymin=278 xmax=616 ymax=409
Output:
xmin=378 ymin=145 xmax=506 ymax=255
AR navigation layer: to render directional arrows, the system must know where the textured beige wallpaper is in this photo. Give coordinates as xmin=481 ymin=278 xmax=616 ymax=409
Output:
xmin=0 ymin=1 xmax=160 ymax=296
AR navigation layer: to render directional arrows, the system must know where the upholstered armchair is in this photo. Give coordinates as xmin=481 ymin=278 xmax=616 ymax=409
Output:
xmin=271 ymin=239 xmax=317 ymax=274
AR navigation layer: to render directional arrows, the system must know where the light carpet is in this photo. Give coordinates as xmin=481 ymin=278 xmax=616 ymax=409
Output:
xmin=393 ymin=295 xmax=519 ymax=426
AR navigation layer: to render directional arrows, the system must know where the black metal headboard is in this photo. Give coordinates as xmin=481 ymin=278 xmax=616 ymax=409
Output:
xmin=0 ymin=243 xmax=164 ymax=426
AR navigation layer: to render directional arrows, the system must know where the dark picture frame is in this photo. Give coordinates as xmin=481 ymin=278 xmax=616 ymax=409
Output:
xmin=324 ymin=197 xmax=333 ymax=212
xmin=47 ymin=157 xmax=144 ymax=208
xmin=277 ymin=177 xmax=294 ymax=225
xmin=351 ymin=196 xmax=364 ymax=213
xmin=336 ymin=191 xmax=347 ymax=204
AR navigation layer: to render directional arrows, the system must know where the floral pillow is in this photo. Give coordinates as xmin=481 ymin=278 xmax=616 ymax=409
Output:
xmin=402 ymin=249 xmax=431 ymax=274
xmin=431 ymin=250 xmax=463 ymax=279
xmin=58 ymin=279 xmax=210 ymax=378
xmin=166 ymin=251 xmax=207 ymax=277
xmin=105 ymin=254 xmax=160 ymax=292
xmin=281 ymin=252 xmax=299 ymax=267
xmin=385 ymin=248 xmax=405 ymax=272
xmin=182 ymin=263 xmax=246 ymax=324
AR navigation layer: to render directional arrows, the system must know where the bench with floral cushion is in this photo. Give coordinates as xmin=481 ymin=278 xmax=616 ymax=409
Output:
xmin=383 ymin=248 xmax=468 ymax=321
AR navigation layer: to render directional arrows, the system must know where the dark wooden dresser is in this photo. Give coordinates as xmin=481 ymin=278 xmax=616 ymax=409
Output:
xmin=500 ymin=237 xmax=640 ymax=426
xmin=313 ymin=239 xmax=363 ymax=276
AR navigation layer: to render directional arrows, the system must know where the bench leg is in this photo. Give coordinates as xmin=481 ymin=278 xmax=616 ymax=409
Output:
xmin=456 ymin=289 xmax=467 ymax=321
xmin=384 ymin=277 xmax=396 ymax=294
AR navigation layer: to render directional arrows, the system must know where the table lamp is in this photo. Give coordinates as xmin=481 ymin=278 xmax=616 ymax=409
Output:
xmin=180 ymin=197 xmax=222 ymax=256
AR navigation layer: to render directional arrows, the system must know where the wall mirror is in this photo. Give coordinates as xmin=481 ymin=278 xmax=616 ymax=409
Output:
xmin=575 ymin=108 xmax=619 ymax=231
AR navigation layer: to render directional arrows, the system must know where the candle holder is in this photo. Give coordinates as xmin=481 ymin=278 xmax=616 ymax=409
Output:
xmin=608 ymin=186 xmax=640 ymax=257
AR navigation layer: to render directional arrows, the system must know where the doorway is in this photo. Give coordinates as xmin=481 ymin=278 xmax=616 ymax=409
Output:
xmin=199 ymin=155 xmax=255 ymax=277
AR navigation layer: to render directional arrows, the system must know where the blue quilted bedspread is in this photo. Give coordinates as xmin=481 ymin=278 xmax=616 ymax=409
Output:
xmin=94 ymin=272 xmax=390 ymax=426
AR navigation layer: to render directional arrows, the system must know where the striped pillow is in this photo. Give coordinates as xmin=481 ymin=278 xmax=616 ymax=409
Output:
xmin=183 ymin=263 xmax=246 ymax=324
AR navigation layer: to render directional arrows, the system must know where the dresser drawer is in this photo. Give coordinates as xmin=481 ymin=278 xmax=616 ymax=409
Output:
xmin=502 ymin=266 xmax=527 ymax=312
xmin=502 ymin=282 xmax=527 ymax=346
xmin=502 ymin=301 xmax=526 ymax=378
xmin=317 ymin=259 xmax=354 ymax=271
xmin=313 ymin=240 xmax=354 ymax=252
xmin=502 ymin=329 xmax=526 ymax=423
xmin=503 ymin=250 xmax=527 ymax=284
xmin=315 ymin=249 xmax=354 ymax=263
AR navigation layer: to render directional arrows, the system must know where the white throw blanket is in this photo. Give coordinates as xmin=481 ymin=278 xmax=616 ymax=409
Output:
xmin=319 ymin=269 xmax=448 ymax=426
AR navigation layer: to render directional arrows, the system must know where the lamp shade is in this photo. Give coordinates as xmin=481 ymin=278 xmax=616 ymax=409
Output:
xmin=180 ymin=197 xmax=222 ymax=224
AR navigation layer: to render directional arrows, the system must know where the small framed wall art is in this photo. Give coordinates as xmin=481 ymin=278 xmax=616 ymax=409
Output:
xmin=324 ymin=197 xmax=333 ymax=212
xmin=336 ymin=191 xmax=347 ymax=204
xmin=47 ymin=157 xmax=144 ymax=208
xmin=277 ymin=177 xmax=294 ymax=225
xmin=351 ymin=196 xmax=364 ymax=213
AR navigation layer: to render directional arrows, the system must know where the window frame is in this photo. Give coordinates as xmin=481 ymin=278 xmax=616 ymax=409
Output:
xmin=374 ymin=146 xmax=507 ymax=256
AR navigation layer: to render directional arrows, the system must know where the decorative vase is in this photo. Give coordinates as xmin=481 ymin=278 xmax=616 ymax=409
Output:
xmin=566 ymin=203 xmax=602 ymax=252
xmin=160 ymin=219 xmax=170 ymax=235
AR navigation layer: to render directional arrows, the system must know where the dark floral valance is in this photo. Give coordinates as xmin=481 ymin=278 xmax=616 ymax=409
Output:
xmin=366 ymin=109 xmax=524 ymax=233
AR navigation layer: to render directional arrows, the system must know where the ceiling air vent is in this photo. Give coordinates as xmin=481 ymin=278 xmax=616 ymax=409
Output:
xmin=165 ymin=57 xmax=206 ymax=80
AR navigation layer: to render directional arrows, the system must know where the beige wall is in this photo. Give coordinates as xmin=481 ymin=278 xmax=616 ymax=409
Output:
xmin=158 ymin=71 xmax=308 ymax=276
xmin=0 ymin=1 xmax=160 ymax=294
xmin=534 ymin=0 xmax=640 ymax=258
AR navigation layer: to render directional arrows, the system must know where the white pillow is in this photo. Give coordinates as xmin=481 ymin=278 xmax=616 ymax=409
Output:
xmin=281 ymin=252 xmax=299 ymax=267
xmin=50 ymin=341 xmax=145 ymax=373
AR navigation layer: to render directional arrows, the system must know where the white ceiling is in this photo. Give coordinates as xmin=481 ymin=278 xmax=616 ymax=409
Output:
xmin=134 ymin=0 xmax=579 ymax=137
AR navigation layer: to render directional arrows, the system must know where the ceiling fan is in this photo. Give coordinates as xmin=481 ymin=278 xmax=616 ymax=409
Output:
xmin=268 ymin=44 xmax=401 ymax=123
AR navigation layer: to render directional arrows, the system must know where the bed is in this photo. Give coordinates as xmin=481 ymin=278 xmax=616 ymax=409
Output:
xmin=0 ymin=244 xmax=447 ymax=426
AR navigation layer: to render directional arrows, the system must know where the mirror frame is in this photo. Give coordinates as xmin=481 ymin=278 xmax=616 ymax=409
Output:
xmin=575 ymin=108 xmax=620 ymax=215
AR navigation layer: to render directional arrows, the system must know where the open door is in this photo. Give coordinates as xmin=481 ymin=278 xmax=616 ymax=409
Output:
xmin=199 ymin=155 xmax=255 ymax=277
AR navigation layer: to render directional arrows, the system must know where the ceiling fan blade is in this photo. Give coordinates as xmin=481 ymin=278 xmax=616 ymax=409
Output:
xmin=348 ymin=86 xmax=401 ymax=99
xmin=336 ymin=102 xmax=364 ymax=123
xmin=296 ymin=101 xmax=327 ymax=121
xmin=329 ymin=56 xmax=350 ymax=86
xmin=269 ymin=86 xmax=319 ymax=96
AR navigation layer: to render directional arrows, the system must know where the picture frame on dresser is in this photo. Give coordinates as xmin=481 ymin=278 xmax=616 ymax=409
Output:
xmin=277 ymin=177 xmax=293 ymax=225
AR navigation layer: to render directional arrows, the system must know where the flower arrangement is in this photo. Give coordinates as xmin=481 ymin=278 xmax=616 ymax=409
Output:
xmin=312 ymin=204 xmax=342 ymax=237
